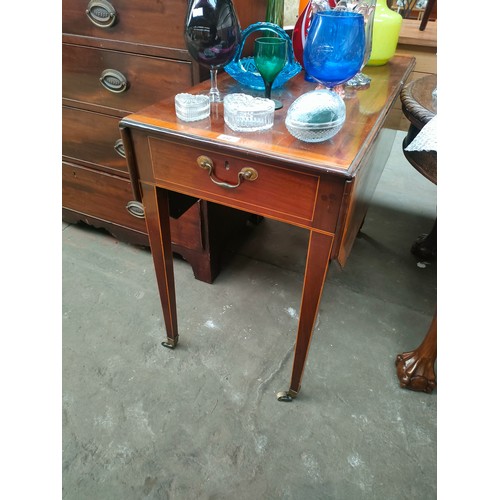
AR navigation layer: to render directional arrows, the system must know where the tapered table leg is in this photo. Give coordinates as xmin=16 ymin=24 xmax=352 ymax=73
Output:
xmin=141 ymin=184 xmax=179 ymax=348
xmin=395 ymin=313 xmax=437 ymax=393
xmin=277 ymin=231 xmax=335 ymax=401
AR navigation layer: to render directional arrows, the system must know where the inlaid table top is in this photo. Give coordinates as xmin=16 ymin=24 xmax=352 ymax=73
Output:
xmin=124 ymin=56 xmax=416 ymax=178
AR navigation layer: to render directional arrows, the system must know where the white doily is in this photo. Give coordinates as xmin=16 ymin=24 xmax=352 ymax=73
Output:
xmin=405 ymin=115 xmax=437 ymax=152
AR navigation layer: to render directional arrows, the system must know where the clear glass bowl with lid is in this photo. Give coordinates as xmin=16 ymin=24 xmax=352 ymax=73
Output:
xmin=285 ymin=89 xmax=346 ymax=143
xmin=175 ymin=93 xmax=210 ymax=122
xmin=224 ymin=93 xmax=275 ymax=132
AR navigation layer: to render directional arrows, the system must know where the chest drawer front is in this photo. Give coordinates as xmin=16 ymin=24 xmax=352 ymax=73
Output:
xmin=62 ymin=0 xmax=187 ymax=50
xmin=63 ymin=163 xmax=204 ymax=251
xmin=63 ymin=162 xmax=146 ymax=232
xmin=63 ymin=44 xmax=193 ymax=115
xmin=148 ymin=138 xmax=319 ymax=224
xmin=63 ymin=107 xmax=128 ymax=176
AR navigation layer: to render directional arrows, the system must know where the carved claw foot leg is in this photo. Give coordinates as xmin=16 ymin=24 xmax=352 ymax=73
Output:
xmin=161 ymin=336 xmax=179 ymax=349
xmin=395 ymin=313 xmax=437 ymax=393
xmin=395 ymin=350 xmax=436 ymax=393
xmin=276 ymin=389 xmax=298 ymax=402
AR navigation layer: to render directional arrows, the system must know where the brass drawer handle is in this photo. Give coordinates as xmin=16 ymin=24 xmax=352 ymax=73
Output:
xmin=126 ymin=201 xmax=145 ymax=218
xmin=197 ymin=155 xmax=258 ymax=189
xmin=114 ymin=139 xmax=126 ymax=158
xmin=99 ymin=69 xmax=128 ymax=93
xmin=86 ymin=0 xmax=117 ymax=28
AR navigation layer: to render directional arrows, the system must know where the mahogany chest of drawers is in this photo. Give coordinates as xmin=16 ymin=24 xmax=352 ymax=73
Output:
xmin=62 ymin=0 xmax=267 ymax=283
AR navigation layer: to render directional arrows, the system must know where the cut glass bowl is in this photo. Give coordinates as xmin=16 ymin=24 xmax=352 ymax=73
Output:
xmin=224 ymin=93 xmax=275 ymax=132
xmin=285 ymin=89 xmax=346 ymax=143
xmin=175 ymin=93 xmax=210 ymax=122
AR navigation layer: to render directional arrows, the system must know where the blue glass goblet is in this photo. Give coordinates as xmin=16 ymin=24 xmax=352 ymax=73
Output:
xmin=303 ymin=10 xmax=366 ymax=92
xmin=285 ymin=10 xmax=365 ymax=143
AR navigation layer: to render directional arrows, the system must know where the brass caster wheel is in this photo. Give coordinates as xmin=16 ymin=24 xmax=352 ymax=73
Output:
xmin=276 ymin=391 xmax=294 ymax=402
xmin=161 ymin=337 xmax=178 ymax=349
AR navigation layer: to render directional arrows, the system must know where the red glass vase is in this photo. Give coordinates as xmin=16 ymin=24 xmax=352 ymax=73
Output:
xmin=292 ymin=0 xmax=336 ymax=77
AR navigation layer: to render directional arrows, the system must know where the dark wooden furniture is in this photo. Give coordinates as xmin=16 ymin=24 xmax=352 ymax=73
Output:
xmin=401 ymin=74 xmax=437 ymax=259
xmin=387 ymin=19 xmax=436 ymax=130
xmin=396 ymin=313 xmax=437 ymax=393
xmin=120 ymin=56 xmax=415 ymax=401
xmin=395 ymin=74 xmax=437 ymax=393
xmin=62 ymin=0 xmax=267 ymax=283
xmin=419 ymin=0 xmax=436 ymax=31
xmin=388 ymin=0 xmax=437 ymax=24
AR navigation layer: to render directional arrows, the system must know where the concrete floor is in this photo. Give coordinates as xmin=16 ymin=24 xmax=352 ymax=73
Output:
xmin=62 ymin=130 xmax=437 ymax=499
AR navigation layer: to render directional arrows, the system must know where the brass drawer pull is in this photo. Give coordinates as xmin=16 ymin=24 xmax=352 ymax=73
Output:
xmin=99 ymin=69 xmax=128 ymax=93
xmin=86 ymin=0 xmax=117 ymax=28
xmin=114 ymin=139 xmax=126 ymax=158
xmin=126 ymin=201 xmax=145 ymax=218
xmin=197 ymin=155 xmax=258 ymax=189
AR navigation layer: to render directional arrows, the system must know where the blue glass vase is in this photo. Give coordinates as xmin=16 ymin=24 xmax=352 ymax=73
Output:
xmin=303 ymin=10 xmax=365 ymax=89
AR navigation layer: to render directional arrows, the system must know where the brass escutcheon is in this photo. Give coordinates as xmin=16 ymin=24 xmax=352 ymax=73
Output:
xmin=114 ymin=139 xmax=126 ymax=158
xmin=86 ymin=0 xmax=117 ymax=28
xmin=99 ymin=69 xmax=128 ymax=93
xmin=125 ymin=200 xmax=145 ymax=219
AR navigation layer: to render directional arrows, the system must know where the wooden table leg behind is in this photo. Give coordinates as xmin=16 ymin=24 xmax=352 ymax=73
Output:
xmin=142 ymin=184 xmax=179 ymax=348
xmin=395 ymin=313 xmax=437 ymax=393
xmin=277 ymin=231 xmax=335 ymax=402
xmin=411 ymin=219 xmax=437 ymax=261
xmin=419 ymin=0 xmax=436 ymax=31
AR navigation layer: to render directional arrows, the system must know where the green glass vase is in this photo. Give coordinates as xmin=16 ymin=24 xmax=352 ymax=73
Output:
xmin=366 ymin=0 xmax=402 ymax=66
xmin=265 ymin=0 xmax=284 ymax=26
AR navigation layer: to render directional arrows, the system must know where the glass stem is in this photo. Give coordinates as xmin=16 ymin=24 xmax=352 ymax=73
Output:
xmin=209 ymin=68 xmax=220 ymax=102
xmin=264 ymin=81 xmax=272 ymax=100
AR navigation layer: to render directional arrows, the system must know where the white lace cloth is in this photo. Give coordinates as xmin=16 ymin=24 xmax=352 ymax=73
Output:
xmin=404 ymin=115 xmax=437 ymax=152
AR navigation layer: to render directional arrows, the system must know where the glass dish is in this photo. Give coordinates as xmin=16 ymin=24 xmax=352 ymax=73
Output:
xmin=224 ymin=93 xmax=275 ymax=132
xmin=175 ymin=93 xmax=210 ymax=122
xmin=285 ymin=89 xmax=346 ymax=143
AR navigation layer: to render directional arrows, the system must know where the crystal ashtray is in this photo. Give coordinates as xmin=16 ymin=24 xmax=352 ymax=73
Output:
xmin=223 ymin=93 xmax=275 ymax=132
xmin=175 ymin=93 xmax=210 ymax=122
xmin=285 ymin=90 xmax=346 ymax=143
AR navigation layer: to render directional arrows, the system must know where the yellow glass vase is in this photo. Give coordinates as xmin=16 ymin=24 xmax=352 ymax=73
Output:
xmin=366 ymin=0 xmax=402 ymax=66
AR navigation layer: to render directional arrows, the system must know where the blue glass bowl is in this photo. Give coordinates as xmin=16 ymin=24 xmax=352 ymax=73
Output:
xmin=225 ymin=22 xmax=302 ymax=90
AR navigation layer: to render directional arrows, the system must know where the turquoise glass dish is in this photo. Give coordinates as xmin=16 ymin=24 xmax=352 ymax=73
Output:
xmin=225 ymin=22 xmax=302 ymax=90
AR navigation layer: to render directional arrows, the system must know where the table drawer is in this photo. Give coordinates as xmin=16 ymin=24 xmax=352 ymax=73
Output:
xmin=62 ymin=44 xmax=193 ymax=115
xmin=62 ymin=107 xmax=128 ymax=176
xmin=62 ymin=0 xmax=187 ymax=50
xmin=148 ymin=137 xmax=319 ymax=225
